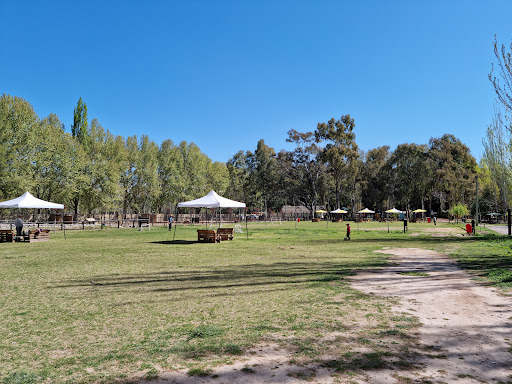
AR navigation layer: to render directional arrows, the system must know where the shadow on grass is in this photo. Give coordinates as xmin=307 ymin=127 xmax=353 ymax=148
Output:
xmin=304 ymin=234 xmax=474 ymax=245
xmin=51 ymin=260 xmax=364 ymax=295
xmin=150 ymin=240 xmax=198 ymax=245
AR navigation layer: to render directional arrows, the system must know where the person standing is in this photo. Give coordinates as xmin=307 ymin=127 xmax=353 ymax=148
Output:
xmin=168 ymin=215 xmax=173 ymax=231
xmin=346 ymin=223 xmax=351 ymax=240
xmin=15 ymin=216 xmax=23 ymax=237
xmin=433 ymin=216 xmax=437 ymax=225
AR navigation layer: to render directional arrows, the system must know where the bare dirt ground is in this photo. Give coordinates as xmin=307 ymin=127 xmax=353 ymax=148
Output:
xmin=487 ymin=225 xmax=509 ymax=235
xmin=135 ymin=247 xmax=512 ymax=384
xmin=348 ymin=248 xmax=512 ymax=384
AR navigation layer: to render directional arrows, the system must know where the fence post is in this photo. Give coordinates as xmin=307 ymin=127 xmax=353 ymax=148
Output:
xmin=508 ymin=209 xmax=511 ymax=236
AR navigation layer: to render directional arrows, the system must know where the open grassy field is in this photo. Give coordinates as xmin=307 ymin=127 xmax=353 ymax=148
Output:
xmin=1 ymin=221 xmax=510 ymax=383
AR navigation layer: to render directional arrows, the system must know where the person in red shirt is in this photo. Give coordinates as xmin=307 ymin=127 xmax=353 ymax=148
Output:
xmin=346 ymin=223 xmax=351 ymax=240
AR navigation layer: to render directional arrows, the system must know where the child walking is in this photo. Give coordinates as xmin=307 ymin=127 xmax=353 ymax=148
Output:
xmin=346 ymin=223 xmax=351 ymax=240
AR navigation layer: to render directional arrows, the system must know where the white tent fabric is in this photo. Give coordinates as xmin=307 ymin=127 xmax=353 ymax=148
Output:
xmin=0 ymin=191 xmax=64 ymax=209
xmin=385 ymin=208 xmax=402 ymax=214
xmin=358 ymin=208 xmax=375 ymax=214
xmin=177 ymin=190 xmax=246 ymax=208
xmin=330 ymin=208 xmax=348 ymax=214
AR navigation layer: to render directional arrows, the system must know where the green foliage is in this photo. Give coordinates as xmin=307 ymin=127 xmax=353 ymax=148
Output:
xmin=0 ymin=93 xmax=481 ymax=218
xmin=316 ymin=115 xmax=359 ymax=208
xmin=72 ymin=97 xmax=88 ymax=148
xmin=450 ymin=202 xmax=468 ymax=223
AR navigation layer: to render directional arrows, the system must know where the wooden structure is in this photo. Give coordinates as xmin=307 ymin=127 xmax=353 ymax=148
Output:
xmin=197 ymin=230 xmax=218 ymax=243
xmin=0 ymin=230 xmax=14 ymax=243
xmin=22 ymin=229 xmax=51 ymax=242
xmin=217 ymin=228 xmax=234 ymax=241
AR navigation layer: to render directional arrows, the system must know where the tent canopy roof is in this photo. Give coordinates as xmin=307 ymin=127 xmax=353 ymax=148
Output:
xmin=331 ymin=208 xmax=348 ymax=214
xmin=0 ymin=191 xmax=64 ymax=209
xmin=177 ymin=190 xmax=246 ymax=209
xmin=412 ymin=209 xmax=427 ymax=213
xmin=358 ymin=208 xmax=375 ymax=214
xmin=385 ymin=208 xmax=402 ymax=214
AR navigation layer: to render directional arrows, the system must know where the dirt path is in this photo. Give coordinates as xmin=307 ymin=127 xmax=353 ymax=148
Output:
xmin=135 ymin=247 xmax=512 ymax=384
xmin=348 ymin=248 xmax=512 ymax=383
xmin=487 ymin=224 xmax=510 ymax=235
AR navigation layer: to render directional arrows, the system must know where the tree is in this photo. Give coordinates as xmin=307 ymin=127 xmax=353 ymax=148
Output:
xmin=72 ymin=97 xmax=89 ymax=148
xmin=450 ymin=202 xmax=468 ymax=224
xmin=384 ymin=143 xmax=431 ymax=212
xmin=489 ymin=36 xmax=512 ymax=114
xmin=429 ymin=134 xmax=477 ymax=213
xmin=80 ymin=119 xmax=125 ymax=214
xmin=30 ymin=114 xmax=71 ymax=203
xmin=362 ymin=146 xmax=391 ymax=210
xmin=157 ymin=139 xmax=185 ymax=212
xmin=315 ymin=115 xmax=359 ymax=208
xmin=286 ymin=129 xmax=326 ymax=213
xmin=0 ymin=94 xmax=39 ymax=197
xmin=252 ymin=140 xmax=280 ymax=211
xmin=226 ymin=151 xmax=250 ymax=203
xmin=482 ymin=106 xmax=512 ymax=211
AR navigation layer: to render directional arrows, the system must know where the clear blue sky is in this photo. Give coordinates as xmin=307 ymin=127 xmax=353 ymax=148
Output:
xmin=1 ymin=1 xmax=511 ymax=162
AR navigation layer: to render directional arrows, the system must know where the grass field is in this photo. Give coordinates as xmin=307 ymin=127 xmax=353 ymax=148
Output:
xmin=1 ymin=221 xmax=511 ymax=383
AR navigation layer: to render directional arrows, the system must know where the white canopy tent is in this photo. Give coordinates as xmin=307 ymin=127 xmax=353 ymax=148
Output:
xmin=175 ymin=191 xmax=247 ymax=241
xmin=177 ymin=190 xmax=246 ymax=209
xmin=0 ymin=191 xmax=64 ymax=209
xmin=0 ymin=191 xmax=65 ymax=239
xmin=384 ymin=208 xmax=402 ymax=233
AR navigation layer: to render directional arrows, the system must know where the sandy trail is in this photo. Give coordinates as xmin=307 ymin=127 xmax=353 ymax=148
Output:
xmin=348 ymin=248 xmax=512 ymax=383
xmin=136 ymin=247 xmax=512 ymax=384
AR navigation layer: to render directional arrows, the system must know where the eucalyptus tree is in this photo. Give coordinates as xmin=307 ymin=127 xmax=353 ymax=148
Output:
xmin=286 ymin=129 xmax=326 ymax=213
xmin=428 ymin=134 xmax=477 ymax=211
xmin=384 ymin=143 xmax=431 ymax=211
xmin=362 ymin=146 xmax=391 ymax=210
xmin=315 ymin=115 xmax=359 ymax=208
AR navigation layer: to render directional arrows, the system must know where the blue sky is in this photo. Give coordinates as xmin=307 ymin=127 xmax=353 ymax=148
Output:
xmin=1 ymin=1 xmax=511 ymax=162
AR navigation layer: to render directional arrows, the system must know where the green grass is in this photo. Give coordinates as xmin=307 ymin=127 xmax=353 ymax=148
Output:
xmin=0 ymin=221 xmax=510 ymax=383
xmin=399 ymin=271 xmax=430 ymax=276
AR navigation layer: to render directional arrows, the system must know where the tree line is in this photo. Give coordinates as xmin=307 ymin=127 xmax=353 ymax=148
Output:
xmin=482 ymin=36 xmax=512 ymax=216
xmin=0 ymin=95 xmax=228 ymax=217
xmin=1 ymin=93 xmax=482 ymax=219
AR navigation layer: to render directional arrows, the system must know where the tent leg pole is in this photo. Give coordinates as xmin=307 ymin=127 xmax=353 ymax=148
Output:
xmin=172 ymin=206 xmax=178 ymax=242
xmin=62 ymin=211 xmax=66 ymax=240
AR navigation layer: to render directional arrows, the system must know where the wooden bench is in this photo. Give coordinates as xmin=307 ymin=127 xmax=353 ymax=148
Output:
xmin=217 ymin=228 xmax=234 ymax=241
xmin=197 ymin=230 xmax=218 ymax=243
xmin=23 ymin=229 xmax=51 ymax=242
xmin=0 ymin=230 xmax=14 ymax=243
